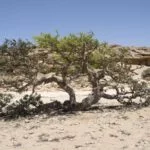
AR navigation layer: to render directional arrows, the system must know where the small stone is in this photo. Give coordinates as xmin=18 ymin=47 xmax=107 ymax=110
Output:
xmin=50 ymin=138 xmax=60 ymax=142
xmin=75 ymin=145 xmax=83 ymax=148
xmin=13 ymin=142 xmax=22 ymax=147
xmin=62 ymin=135 xmax=75 ymax=140
xmin=42 ymin=114 xmax=48 ymax=119
xmin=14 ymin=123 xmax=21 ymax=128
xmin=38 ymin=133 xmax=49 ymax=142
xmin=40 ymin=137 xmax=49 ymax=142
xmin=35 ymin=115 xmax=39 ymax=118
xmin=25 ymin=119 xmax=30 ymax=123
xmin=23 ymin=135 xmax=28 ymax=139
xmin=109 ymin=134 xmax=118 ymax=138
xmin=28 ymin=131 xmax=34 ymax=135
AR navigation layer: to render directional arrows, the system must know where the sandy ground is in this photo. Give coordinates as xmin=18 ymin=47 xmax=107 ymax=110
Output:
xmin=0 ymin=105 xmax=150 ymax=150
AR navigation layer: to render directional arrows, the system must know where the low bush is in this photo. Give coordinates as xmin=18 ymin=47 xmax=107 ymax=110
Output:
xmin=1 ymin=93 xmax=43 ymax=118
xmin=0 ymin=93 xmax=13 ymax=110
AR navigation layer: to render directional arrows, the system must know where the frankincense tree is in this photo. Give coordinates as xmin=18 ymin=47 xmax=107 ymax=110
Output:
xmin=0 ymin=32 xmax=150 ymax=117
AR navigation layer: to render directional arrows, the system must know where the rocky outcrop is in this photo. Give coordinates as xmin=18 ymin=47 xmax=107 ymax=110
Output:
xmin=110 ymin=45 xmax=150 ymax=66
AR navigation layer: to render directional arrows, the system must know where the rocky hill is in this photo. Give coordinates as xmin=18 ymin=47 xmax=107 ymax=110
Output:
xmin=110 ymin=44 xmax=150 ymax=66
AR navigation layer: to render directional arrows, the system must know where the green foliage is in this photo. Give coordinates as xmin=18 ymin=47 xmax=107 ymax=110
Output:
xmin=0 ymin=32 xmax=132 ymax=91
xmin=0 ymin=56 xmax=7 ymax=66
xmin=0 ymin=39 xmax=35 ymax=55
xmin=34 ymin=32 xmax=99 ymax=75
xmin=90 ymin=43 xmax=129 ymax=68
xmin=90 ymin=43 xmax=114 ymax=68
xmin=1 ymin=94 xmax=42 ymax=118
xmin=0 ymin=39 xmax=36 ymax=73
xmin=89 ymin=43 xmax=131 ymax=83
xmin=0 ymin=93 xmax=13 ymax=109
xmin=34 ymin=33 xmax=59 ymax=48
xmin=0 ymin=39 xmax=40 ymax=90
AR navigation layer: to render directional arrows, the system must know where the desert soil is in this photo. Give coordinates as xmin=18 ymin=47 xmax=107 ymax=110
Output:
xmin=0 ymin=104 xmax=150 ymax=150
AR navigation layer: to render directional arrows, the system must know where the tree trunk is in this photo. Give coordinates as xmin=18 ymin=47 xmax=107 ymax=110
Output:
xmin=19 ymin=75 xmax=77 ymax=106
xmin=79 ymin=67 xmax=105 ymax=110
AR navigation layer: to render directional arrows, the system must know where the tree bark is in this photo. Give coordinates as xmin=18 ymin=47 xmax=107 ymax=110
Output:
xmin=32 ymin=75 xmax=76 ymax=105
xmin=79 ymin=67 xmax=105 ymax=109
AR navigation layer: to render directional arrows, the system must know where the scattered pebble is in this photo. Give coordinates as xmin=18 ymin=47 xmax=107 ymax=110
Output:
xmin=75 ymin=145 xmax=83 ymax=148
xmin=25 ymin=119 xmax=30 ymax=123
xmin=13 ymin=142 xmax=22 ymax=147
xmin=23 ymin=135 xmax=28 ymax=139
xmin=62 ymin=135 xmax=75 ymax=140
xmin=38 ymin=133 xmax=49 ymax=142
xmin=50 ymin=138 xmax=60 ymax=142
